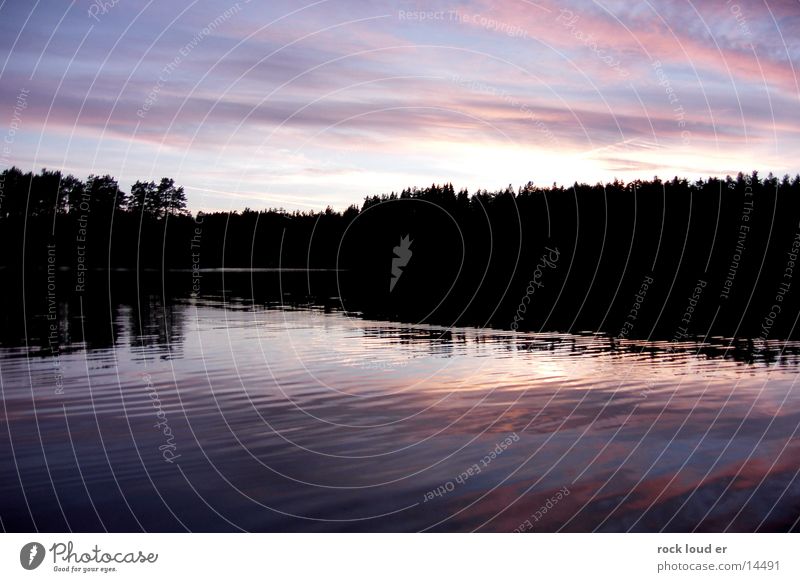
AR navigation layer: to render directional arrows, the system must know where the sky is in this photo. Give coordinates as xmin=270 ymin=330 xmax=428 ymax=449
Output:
xmin=1 ymin=0 xmax=798 ymax=212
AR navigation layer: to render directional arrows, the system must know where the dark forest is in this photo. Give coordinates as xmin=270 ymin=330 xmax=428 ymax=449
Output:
xmin=2 ymin=167 xmax=799 ymax=341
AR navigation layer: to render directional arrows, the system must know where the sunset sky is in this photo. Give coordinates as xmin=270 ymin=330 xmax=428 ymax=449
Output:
xmin=1 ymin=0 xmax=798 ymax=211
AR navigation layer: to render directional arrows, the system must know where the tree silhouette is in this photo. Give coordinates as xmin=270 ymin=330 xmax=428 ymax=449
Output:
xmin=156 ymin=177 xmax=188 ymax=218
xmin=82 ymin=174 xmax=126 ymax=218
xmin=128 ymin=180 xmax=158 ymax=216
xmin=127 ymin=178 xmax=187 ymax=218
xmin=2 ymin=167 xmax=800 ymax=339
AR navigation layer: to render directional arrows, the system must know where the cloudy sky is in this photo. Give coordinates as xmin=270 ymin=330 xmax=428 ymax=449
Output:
xmin=1 ymin=0 xmax=798 ymax=211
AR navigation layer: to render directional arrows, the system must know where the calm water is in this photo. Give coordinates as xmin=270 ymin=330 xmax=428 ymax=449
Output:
xmin=2 ymin=296 xmax=800 ymax=532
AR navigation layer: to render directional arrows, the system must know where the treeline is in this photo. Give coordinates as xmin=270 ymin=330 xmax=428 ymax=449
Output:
xmin=0 ymin=166 xmax=357 ymax=270
xmin=2 ymin=166 xmax=800 ymax=339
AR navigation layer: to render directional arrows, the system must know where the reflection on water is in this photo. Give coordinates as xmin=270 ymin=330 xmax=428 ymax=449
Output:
xmin=2 ymin=295 xmax=800 ymax=532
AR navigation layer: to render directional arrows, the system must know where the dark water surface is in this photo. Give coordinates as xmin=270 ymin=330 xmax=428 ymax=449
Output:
xmin=2 ymin=274 xmax=800 ymax=532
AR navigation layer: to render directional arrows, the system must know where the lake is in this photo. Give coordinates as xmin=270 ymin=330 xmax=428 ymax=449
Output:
xmin=1 ymin=275 xmax=800 ymax=532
